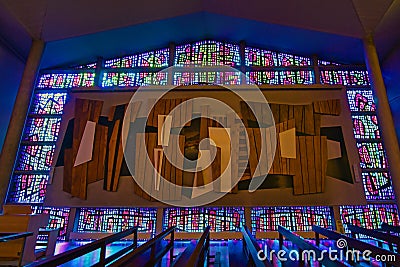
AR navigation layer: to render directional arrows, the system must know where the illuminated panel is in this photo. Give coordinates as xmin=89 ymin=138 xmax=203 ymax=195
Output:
xmin=37 ymin=73 xmax=94 ymax=89
xmin=16 ymin=145 xmax=55 ymax=171
xmin=357 ymin=142 xmax=387 ymax=169
xmin=321 ymin=70 xmax=369 ymax=86
xmin=175 ymin=41 xmax=240 ymax=67
xmin=23 ymin=117 xmax=62 ymax=142
xmin=251 ymin=206 xmax=333 ymax=233
xmin=352 ymin=115 xmax=380 ymax=139
xmin=102 ymin=72 xmax=168 ymax=87
xmin=104 ymin=49 xmax=169 ymax=68
xmin=173 ymin=71 xmax=241 ymax=85
xmin=75 ymin=62 xmax=97 ymax=69
xmin=30 ymin=93 xmax=67 ymax=115
xmin=346 ymin=90 xmax=376 ymax=112
xmin=6 ymin=174 xmax=49 ymax=203
xmin=279 ymin=71 xmax=314 ymax=85
xmin=245 ymin=47 xmax=278 ymax=66
xmin=340 ymin=205 xmax=400 ymax=233
xmin=277 ymin=53 xmax=311 ymax=66
xmin=163 ymin=207 xmax=244 ymax=232
xmin=76 ymin=208 xmax=156 ymax=235
xmin=246 ymin=71 xmax=280 ymax=85
xmin=362 ymin=172 xmax=395 ymax=201
xmin=32 ymin=206 xmax=71 ymax=240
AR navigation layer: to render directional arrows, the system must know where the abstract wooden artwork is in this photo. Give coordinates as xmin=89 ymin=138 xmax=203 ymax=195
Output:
xmin=60 ymin=97 xmax=342 ymax=200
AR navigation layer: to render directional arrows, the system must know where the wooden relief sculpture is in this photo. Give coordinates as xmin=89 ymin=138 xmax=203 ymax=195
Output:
xmin=60 ymin=96 xmax=341 ymax=200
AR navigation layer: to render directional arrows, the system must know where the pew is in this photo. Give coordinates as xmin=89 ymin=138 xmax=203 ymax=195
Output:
xmin=0 ymin=232 xmax=33 ymax=266
xmin=0 ymin=205 xmax=55 ymax=266
xmin=348 ymin=224 xmax=400 ymax=252
xmin=278 ymin=225 xmax=347 ymax=267
xmin=26 ymin=227 xmax=138 ymax=267
xmin=241 ymin=226 xmax=273 ymax=267
xmin=109 ymin=226 xmax=176 ymax=266
xmin=173 ymin=226 xmax=210 ymax=267
xmin=313 ymin=225 xmax=400 ymax=266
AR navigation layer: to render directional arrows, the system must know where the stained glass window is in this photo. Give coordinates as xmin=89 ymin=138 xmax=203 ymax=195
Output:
xmin=340 ymin=205 xmax=400 ymax=233
xmin=104 ymin=49 xmax=169 ymax=68
xmin=101 ymin=72 xmax=168 ymax=87
xmin=321 ymin=70 xmax=370 ymax=86
xmin=277 ymin=53 xmax=311 ymax=66
xmin=357 ymin=142 xmax=387 ymax=169
xmin=346 ymin=90 xmax=376 ymax=112
xmin=32 ymin=206 xmax=71 ymax=240
xmin=163 ymin=207 xmax=245 ymax=232
xmin=23 ymin=117 xmax=62 ymax=142
xmin=30 ymin=93 xmax=67 ymax=115
xmin=173 ymin=71 xmax=241 ymax=85
xmin=246 ymin=71 xmax=280 ymax=85
xmin=318 ymin=60 xmax=341 ymax=66
xmin=362 ymin=172 xmax=395 ymax=201
xmin=6 ymin=174 xmax=49 ymax=203
xmin=352 ymin=115 xmax=380 ymax=139
xmin=175 ymin=41 xmax=240 ymax=67
xmin=37 ymin=73 xmax=95 ymax=89
xmin=76 ymin=208 xmax=157 ymax=235
xmin=251 ymin=206 xmax=333 ymax=234
xmin=279 ymin=71 xmax=314 ymax=85
xmin=245 ymin=48 xmax=278 ymax=66
xmin=16 ymin=145 xmax=55 ymax=171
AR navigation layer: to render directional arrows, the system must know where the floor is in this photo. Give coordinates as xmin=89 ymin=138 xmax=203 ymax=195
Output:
xmin=53 ymin=240 xmax=241 ymax=266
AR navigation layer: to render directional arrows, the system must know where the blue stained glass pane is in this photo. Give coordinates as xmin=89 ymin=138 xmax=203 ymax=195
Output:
xmin=346 ymin=90 xmax=376 ymax=112
xmin=175 ymin=41 xmax=240 ymax=67
xmin=340 ymin=205 xmax=400 ymax=233
xmin=251 ymin=206 xmax=333 ymax=233
xmin=173 ymin=71 xmax=241 ymax=85
xmin=6 ymin=174 xmax=49 ymax=203
xmin=362 ymin=172 xmax=395 ymax=200
xmin=23 ymin=117 xmax=62 ymax=142
xmin=16 ymin=145 xmax=55 ymax=171
xmin=357 ymin=142 xmax=387 ymax=169
xmin=76 ymin=208 xmax=157 ymax=236
xmin=30 ymin=93 xmax=67 ymax=115
xmin=352 ymin=115 xmax=380 ymax=139
xmin=163 ymin=207 xmax=245 ymax=232
xmin=245 ymin=47 xmax=278 ymax=66
xmin=32 ymin=206 xmax=71 ymax=240
xmin=37 ymin=73 xmax=94 ymax=89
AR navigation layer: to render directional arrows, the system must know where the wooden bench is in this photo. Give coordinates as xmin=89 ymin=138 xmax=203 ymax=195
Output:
xmin=313 ymin=225 xmax=400 ymax=266
xmin=348 ymin=224 xmax=400 ymax=252
xmin=241 ymin=226 xmax=273 ymax=267
xmin=0 ymin=205 xmax=55 ymax=266
xmin=26 ymin=227 xmax=138 ymax=267
xmin=381 ymin=223 xmax=400 ymax=234
xmin=173 ymin=226 xmax=210 ymax=267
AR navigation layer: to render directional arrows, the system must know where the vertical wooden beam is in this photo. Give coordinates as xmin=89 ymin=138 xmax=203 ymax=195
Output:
xmin=65 ymin=208 xmax=77 ymax=241
xmin=312 ymin=54 xmax=321 ymax=84
xmin=156 ymin=208 xmax=164 ymax=234
xmin=363 ymin=34 xmax=400 ymax=207
xmin=0 ymin=40 xmax=44 ymax=207
xmin=245 ymin=207 xmax=253 ymax=232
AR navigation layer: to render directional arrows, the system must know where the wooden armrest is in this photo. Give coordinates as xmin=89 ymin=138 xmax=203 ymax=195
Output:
xmin=0 ymin=232 xmax=33 ymax=242
xmin=36 ymin=228 xmax=60 ymax=258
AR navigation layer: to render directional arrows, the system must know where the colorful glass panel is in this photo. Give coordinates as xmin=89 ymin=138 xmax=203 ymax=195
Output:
xmin=37 ymin=73 xmax=94 ymax=89
xmin=32 ymin=206 xmax=71 ymax=240
xmin=6 ymin=174 xmax=49 ymax=203
xmin=277 ymin=53 xmax=311 ymax=66
xmin=362 ymin=172 xmax=395 ymax=201
xmin=352 ymin=115 xmax=380 ymax=139
xmin=251 ymin=206 xmax=333 ymax=233
xmin=16 ymin=145 xmax=55 ymax=171
xmin=104 ymin=49 xmax=169 ymax=68
xmin=245 ymin=47 xmax=278 ymax=66
xmin=23 ymin=117 xmax=62 ymax=142
xmin=347 ymin=90 xmax=376 ymax=112
xmin=246 ymin=71 xmax=280 ymax=85
xmin=173 ymin=71 xmax=241 ymax=85
xmin=76 ymin=208 xmax=156 ymax=235
xmin=163 ymin=207 xmax=245 ymax=232
xmin=175 ymin=41 xmax=240 ymax=67
xmin=340 ymin=205 xmax=400 ymax=233
xmin=357 ymin=142 xmax=387 ymax=169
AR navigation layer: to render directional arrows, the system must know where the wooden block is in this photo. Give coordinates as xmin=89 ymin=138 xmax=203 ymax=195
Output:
xmin=270 ymin=103 xmax=279 ymax=123
xmin=146 ymin=133 xmax=157 ymax=200
xmin=175 ymin=135 xmax=185 ymax=200
xmin=313 ymin=99 xmax=341 ymax=116
xmin=172 ymin=98 xmax=182 ymax=127
xmin=299 ymin=136 xmax=310 ymax=194
xmin=279 ymin=104 xmax=289 ymax=123
xmin=314 ymin=114 xmax=321 ymax=136
xmin=230 ymin=124 xmax=240 ymax=181
xmin=212 ymin=147 xmax=222 ymax=192
xmin=106 ymin=121 xmax=119 ymax=191
xmin=314 ymin=136 xmax=322 ymax=193
xmin=246 ymin=129 xmax=258 ymax=177
xmin=293 ymin=137 xmax=303 ymax=195
xmin=288 ymin=105 xmax=294 ymax=120
xmin=321 ymin=136 xmax=328 ymax=192
xmin=306 ymin=137 xmax=317 ymax=193
xmin=63 ymin=148 xmax=73 ymax=193
xmin=185 ymin=98 xmax=193 ymax=126
xmin=304 ymin=104 xmax=315 ymax=135
xmin=294 ymin=105 xmax=304 ymax=133
xmin=129 ymin=101 xmax=142 ymax=122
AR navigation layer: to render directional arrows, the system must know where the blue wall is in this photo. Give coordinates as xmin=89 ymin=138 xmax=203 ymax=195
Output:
xmin=382 ymin=45 xmax=400 ymax=143
xmin=0 ymin=43 xmax=26 ymax=152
